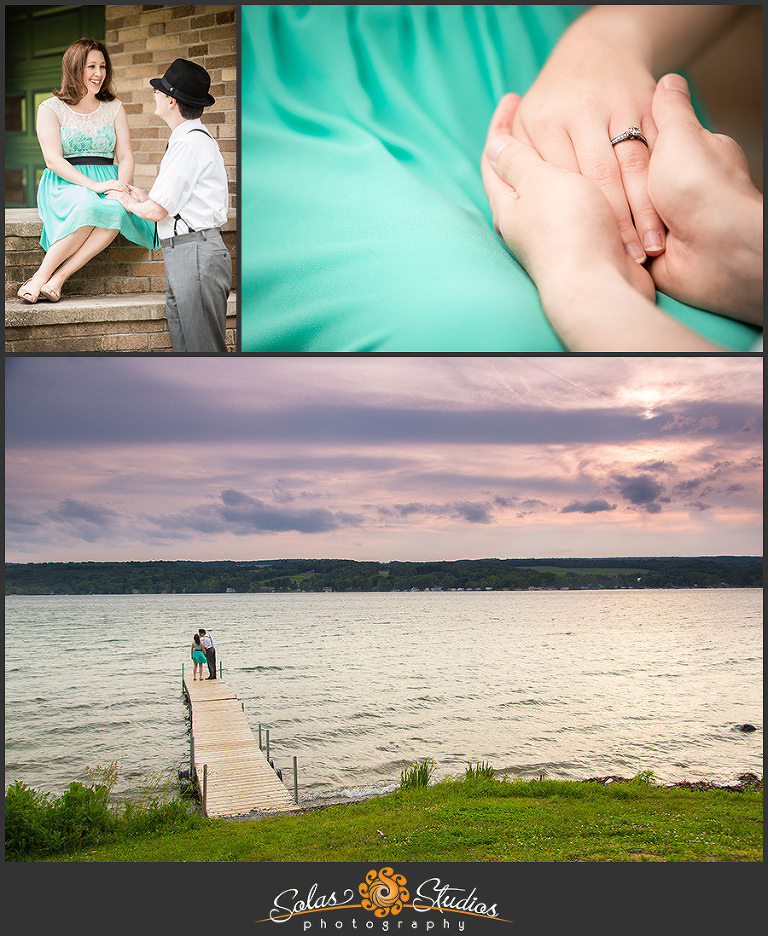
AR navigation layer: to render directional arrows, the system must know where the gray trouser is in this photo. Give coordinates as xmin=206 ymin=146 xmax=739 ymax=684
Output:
xmin=205 ymin=647 xmax=216 ymax=678
xmin=160 ymin=228 xmax=231 ymax=353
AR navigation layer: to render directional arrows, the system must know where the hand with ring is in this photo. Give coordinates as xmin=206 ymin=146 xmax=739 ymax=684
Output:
xmin=509 ymin=5 xmax=744 ymax=266
xmin=483 ymin=94 xmax=655 ymax=304
xmin=511 ymin=11 xmax=662 ymax=264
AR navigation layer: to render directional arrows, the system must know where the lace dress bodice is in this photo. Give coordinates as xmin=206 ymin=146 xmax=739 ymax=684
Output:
xmin=35 ymin=95 xmax=158 ymax=252
xmin=39 ymin=97 xmax=122 ymax=158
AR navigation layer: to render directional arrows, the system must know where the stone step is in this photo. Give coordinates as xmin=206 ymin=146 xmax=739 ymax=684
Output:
xmin=5 ymin=208 xmax=237 ymax=298
xmin=5 ymin=291 xmax=237 ymax=353
xmin=5 ymin=207 xmax=238 ymax=351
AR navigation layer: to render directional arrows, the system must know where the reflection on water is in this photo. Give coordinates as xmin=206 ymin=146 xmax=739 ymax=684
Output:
xmin=5 ymin=590 xmax=762 ymax=803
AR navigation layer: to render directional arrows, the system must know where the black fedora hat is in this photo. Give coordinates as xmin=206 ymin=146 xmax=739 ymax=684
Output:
xmin=150 ymin=59 xmax=215 ymax=107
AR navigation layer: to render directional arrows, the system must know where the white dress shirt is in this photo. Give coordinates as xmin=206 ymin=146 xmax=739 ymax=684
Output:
xmin=149 ymin=118 xmax=228 ymax=240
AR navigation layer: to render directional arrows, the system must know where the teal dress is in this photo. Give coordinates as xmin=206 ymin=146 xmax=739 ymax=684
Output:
xmin=240 ymin=5 xmax=760 ymax=352
xmin=36 ymin=96 xmax=158 ymax=252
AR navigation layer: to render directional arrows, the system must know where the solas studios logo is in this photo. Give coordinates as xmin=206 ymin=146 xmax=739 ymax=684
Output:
xmin=259 ymin=867 xmax=509 ymax=931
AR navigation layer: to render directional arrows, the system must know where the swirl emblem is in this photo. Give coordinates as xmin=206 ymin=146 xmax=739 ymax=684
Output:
xmin=359 ymin=868 xmax=409 ymax=917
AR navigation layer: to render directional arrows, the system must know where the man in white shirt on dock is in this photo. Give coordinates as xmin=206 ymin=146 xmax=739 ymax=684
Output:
xmin=199 ymin=629 xmax=216 ymax=679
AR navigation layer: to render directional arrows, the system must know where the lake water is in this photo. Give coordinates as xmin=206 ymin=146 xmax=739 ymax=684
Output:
xmin=4 ymin=589 xmax=762 ymax=807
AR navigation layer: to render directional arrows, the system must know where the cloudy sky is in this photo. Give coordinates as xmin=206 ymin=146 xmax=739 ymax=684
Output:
xmin=4 ymin=355 xmax=762 ymax=563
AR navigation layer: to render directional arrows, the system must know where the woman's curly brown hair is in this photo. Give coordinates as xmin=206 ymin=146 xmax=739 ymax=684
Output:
xmin=54 ymin=38 xmax=116 ymax=105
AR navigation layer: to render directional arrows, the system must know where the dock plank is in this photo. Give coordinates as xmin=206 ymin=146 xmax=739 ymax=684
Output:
xmin=183 ymin=674 xmax=299 ymax=817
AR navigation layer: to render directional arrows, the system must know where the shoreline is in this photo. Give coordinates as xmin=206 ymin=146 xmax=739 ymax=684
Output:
xmin=216 ymin=771 xmax=763 ymax=822
xmin=6 ymin=585 xmax=764 ymax=597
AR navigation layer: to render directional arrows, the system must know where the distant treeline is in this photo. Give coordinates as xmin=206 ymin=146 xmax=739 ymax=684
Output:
xmin=4 ymin=556 xmax=763 ymax=595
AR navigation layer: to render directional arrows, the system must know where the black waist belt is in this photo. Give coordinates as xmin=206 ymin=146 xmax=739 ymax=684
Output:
xmin=66 ymin=156 xmax=114 ymax=165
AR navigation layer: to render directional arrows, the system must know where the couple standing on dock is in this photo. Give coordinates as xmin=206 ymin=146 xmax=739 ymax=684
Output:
xmin=191 ymin=629 xmax=216 ymax=680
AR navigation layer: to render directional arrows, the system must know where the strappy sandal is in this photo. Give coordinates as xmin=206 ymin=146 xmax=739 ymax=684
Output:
xmin=40 ymin=283 xmax=61 ymax=302
xmin=17 ymin=280 xmax=40 ymax=304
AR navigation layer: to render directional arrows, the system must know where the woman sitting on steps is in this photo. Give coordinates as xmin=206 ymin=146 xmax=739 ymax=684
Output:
xmin=17 ymin=37 xmax=158 ymax=304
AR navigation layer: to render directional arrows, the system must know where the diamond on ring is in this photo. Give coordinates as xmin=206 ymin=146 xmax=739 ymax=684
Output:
xmin=610 ymin=126 xmax=648 ymax=148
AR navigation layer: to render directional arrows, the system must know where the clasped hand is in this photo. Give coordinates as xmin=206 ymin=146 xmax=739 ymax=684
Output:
xmin=105 ymin=184 xmax=148 ymax=206
xmin=483 ymin=74 xmax=762 ymax=326
xmin=90 ymin=179 xmax=130 ymax=196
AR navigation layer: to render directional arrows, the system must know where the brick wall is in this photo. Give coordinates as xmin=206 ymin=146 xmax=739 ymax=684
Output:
xmin=104 ymin=4 xmax=237 ymax=199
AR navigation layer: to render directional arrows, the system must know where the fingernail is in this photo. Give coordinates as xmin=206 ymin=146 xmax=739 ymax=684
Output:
xmin=661 ymin=73 xmax=689 ymax=95
xmin=625 ymin=241 xmax=646 ymax=264
xmin=486 ymin=135 xmax=513 ymax=167
xmin=643 ymin=231 xmax=665 ymax=254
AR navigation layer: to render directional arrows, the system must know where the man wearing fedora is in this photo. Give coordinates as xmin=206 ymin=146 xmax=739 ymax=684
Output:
xmin=108 ymin=59 xmax=231 ymax=352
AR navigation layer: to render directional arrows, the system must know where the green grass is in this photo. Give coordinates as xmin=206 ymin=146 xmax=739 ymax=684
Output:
xmin=13 ymin=773 xmax=762 ymax=863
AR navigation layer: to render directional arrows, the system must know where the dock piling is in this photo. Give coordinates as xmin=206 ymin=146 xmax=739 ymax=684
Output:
xmin=293 ymin=756 xmax=298 ymax=804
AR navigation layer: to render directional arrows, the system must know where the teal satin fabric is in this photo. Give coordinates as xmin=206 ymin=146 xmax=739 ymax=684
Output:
xmin=240 ymin=5 xmax=760 ymax=352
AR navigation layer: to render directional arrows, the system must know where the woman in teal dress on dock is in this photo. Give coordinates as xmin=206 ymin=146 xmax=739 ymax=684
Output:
xmin=191 ymin=634 xmax=207 ymax=681
xmin=239 ymin=5 xmax=760 ymax=352
xmin=17 ymin=38 xmax=158 ymax=304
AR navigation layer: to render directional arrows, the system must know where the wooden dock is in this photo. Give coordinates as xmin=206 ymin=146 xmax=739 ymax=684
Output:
xmin=182 ymin=674 xmax=300 ymax=818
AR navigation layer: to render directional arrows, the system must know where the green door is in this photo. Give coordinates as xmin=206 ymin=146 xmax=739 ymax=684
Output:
xmin=4 ymin=5 xmax=105 ymax=208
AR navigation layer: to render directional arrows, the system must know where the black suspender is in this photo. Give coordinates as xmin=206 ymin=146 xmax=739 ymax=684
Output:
xmin=171 ymin=128 xmax=215 ymax=236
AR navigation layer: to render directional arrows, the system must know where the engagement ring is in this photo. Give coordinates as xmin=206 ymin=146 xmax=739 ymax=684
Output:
xmin=610 ymin=126 xmax=648 ymax=148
